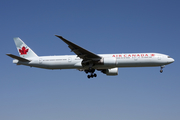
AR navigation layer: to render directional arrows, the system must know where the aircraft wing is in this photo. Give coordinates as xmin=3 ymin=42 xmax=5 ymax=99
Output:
xmin=55 ymin=35 xmax=102 ymax=60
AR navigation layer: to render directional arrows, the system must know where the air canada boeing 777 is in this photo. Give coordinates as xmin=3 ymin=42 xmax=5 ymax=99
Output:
xmin=7 ymin=35 xmax=174 ymax=78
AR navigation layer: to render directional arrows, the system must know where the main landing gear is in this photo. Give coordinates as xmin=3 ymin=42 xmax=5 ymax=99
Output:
xmin=85 ymin=68 xmax=97 ymax=79
xmin=87 ymin=73 xmax=97 ymax=79
xmin=160 ymin=65 xmax=165 ymax=73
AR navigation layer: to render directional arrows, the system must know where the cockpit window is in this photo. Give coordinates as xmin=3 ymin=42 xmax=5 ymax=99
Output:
xmin=168 ymin=56 xmax=171 ymax=58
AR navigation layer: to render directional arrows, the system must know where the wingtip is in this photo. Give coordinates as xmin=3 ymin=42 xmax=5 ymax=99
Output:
xmin=55 ymin=35 xmax=66 ymax=40
xmin=55 ymin=35 xmax=62 ymax=38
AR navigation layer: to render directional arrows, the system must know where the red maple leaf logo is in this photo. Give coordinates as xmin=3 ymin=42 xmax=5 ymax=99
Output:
xmin=19 ymin=46 xmax=29 ymax=55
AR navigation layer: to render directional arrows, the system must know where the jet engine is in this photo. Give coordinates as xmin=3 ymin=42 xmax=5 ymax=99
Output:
xmin=101 ymin=67 xmax=118 ymax=76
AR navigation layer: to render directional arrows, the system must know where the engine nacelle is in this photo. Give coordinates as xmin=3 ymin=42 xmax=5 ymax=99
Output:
xmin=103 ymin=57 xmax=117 ymax=66
xmin=102 ymin=67 xmax=118 ymax=76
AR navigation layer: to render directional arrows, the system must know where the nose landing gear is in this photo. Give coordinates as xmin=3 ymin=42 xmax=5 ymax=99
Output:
xmin=160 ymin=65 xmax=165 ymax=73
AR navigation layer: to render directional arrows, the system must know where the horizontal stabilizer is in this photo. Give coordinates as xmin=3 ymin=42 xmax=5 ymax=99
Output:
xmin=6 ymin=54 xmax=30 ymax=62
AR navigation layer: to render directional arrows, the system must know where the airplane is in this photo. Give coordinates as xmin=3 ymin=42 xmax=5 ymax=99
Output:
xmin=7 ymin=35 xmax=174 ymax=78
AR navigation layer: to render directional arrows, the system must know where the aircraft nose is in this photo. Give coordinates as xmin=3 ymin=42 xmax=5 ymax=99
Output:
xmin=169 ymin=58 xmax=175 ymax=63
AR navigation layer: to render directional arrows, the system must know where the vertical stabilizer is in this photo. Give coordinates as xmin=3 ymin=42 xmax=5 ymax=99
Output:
xmin=14 ymin=37 xmax=38 ymax=58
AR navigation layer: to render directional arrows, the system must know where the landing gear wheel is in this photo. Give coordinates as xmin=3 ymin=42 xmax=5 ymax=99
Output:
xmin=87 ymin=75 xmax=91 ymax=79
xmin=160 ymin=65 xmax=165 ymax=73
xmin=85 ymin=68 xmax=97 ymax=78
xmin=94 ymin=73 xmax=97 ymax=77
xmin=87 ymin=73 xmax=97 ymax=79
xmin=85 ymin=70 xmax=88 ymax=74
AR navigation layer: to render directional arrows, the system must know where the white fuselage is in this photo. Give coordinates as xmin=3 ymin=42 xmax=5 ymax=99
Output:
xmin=13 ymin=53 xmax=174 ymax=70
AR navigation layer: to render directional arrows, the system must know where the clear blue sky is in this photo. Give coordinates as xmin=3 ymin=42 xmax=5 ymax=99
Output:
xmin=1 ymin=0 xmax=179 ymax=120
